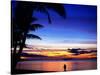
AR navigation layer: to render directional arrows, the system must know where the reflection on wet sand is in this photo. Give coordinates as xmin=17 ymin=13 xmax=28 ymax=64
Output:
xmin=16 ymin=60 xmax=97 ymax=72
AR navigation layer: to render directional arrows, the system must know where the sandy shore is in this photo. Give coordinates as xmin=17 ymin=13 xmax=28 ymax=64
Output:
xmin=11 ymin=69 xmax=57 ymax=74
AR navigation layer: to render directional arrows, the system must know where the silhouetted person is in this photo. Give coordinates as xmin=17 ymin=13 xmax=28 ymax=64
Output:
xmin=64 ymin=64 xmax=67 ymax=71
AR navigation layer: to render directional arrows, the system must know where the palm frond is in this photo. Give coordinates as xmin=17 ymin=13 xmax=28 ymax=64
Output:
xmin=46 ymin=3 xmax=66 ymax=18
xmin=31 ymin=17 xmax=38 ymax=22
xmin=29 ymin=24 xmax=44 ymax=31
xmin=26 ymin=34 xmax=42 ymax=40
xmin=31 ymin=2 xmax=66 ymax=23
xmin=36 ymin=6 xmax=52 ymax=23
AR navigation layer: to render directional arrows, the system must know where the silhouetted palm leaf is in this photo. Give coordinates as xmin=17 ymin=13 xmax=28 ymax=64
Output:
xmin=32 ymin=2 xmax=66 ymax=23
xmin=29 ymin=24 xmax=44 ymax=31
xmin=35 ymin=6 xmax=52 ymax=23
xmin=26 ymin=34 xmax=41 ymax=40
xmin=15 ymin=1 xmax=66 ymax=24
xmin=46 ymin=3 xmax=66 ymax=18
xmin=31 ymin=17 xmax=38 ymax=22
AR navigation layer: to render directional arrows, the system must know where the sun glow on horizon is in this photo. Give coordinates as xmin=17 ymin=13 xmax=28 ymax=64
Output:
xmin=21 ymin=50 xmax=97 ymax=59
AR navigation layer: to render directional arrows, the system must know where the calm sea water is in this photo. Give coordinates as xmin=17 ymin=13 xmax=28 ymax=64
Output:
xmin=16 ymin=60 xmax=97 ymax=72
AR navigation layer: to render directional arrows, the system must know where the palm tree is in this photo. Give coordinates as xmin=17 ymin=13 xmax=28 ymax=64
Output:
xmin=11 ymin=1 xmax=66 ymax=72
xmin=11 ymin=17 xmax=43 ymax=72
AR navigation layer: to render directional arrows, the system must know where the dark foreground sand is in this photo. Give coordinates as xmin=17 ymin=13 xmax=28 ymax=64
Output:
xmin=12 ymin=69 xmax=57 ymax=74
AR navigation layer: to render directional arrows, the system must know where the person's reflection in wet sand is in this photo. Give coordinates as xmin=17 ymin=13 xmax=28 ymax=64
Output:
xmin=64 ymin=64 xmax=67 ymax=71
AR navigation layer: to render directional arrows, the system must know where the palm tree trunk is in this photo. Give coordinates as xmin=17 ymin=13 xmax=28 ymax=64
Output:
xmin=18 ymin=29 xmax=28 ymax=56
xmin=17 ymin=35 xmax=26 ymax=58
xmin=12 ymin=30 xmax=28 ymax=71
xmin=11 ymin=41 xmax=18 ymax=73
xmin=11 ymin=53 xmax=18 ymax=73
xmin=13 ymin=41 xmax=17 ymax=55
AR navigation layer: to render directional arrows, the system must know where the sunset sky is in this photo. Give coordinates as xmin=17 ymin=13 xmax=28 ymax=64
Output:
xmin=26 ymin=3 xmax=97 ymax=49
xmin=12 ymin=1 xmax=97 ymax=49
